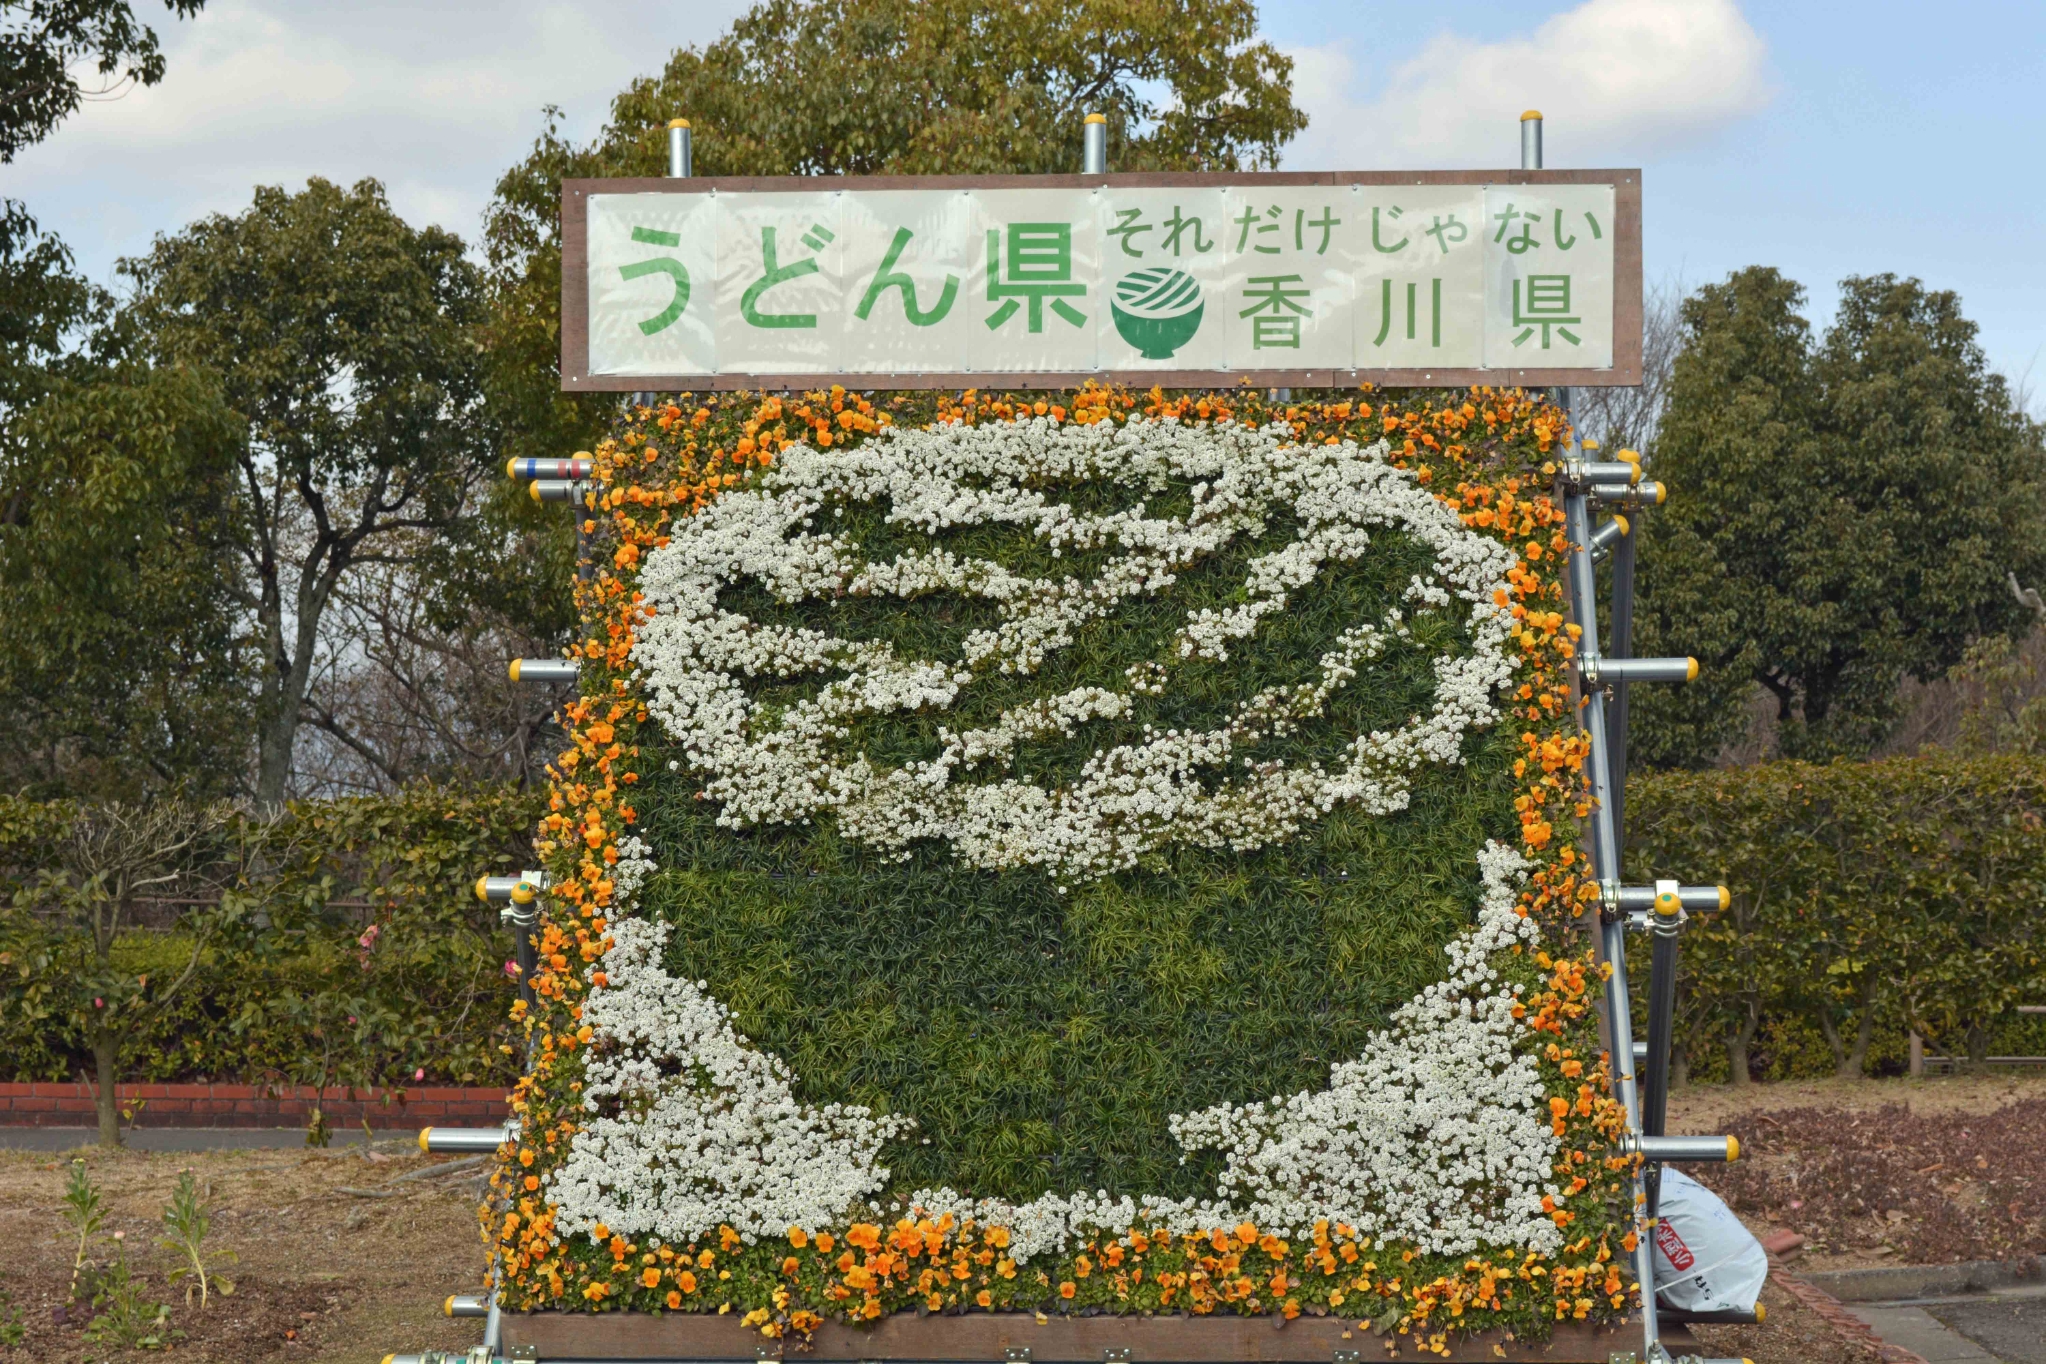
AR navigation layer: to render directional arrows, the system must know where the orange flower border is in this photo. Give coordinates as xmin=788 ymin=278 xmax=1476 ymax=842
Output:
xmin=484 ymin=385 xmax=1639 ymax=1357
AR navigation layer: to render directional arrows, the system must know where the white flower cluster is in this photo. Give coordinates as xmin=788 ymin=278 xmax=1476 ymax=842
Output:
xmin=546 ymin=916 xmax=913 ymax=1245
xmin=1168 ymin=841 xmax=1562 ymax=1256
xmin=633 ymin=416 xmax=1520 ymax=883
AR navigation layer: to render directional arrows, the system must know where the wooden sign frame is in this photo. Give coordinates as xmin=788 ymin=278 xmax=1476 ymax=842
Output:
xmin=560 ymin=169 xmax=1642 ymax=392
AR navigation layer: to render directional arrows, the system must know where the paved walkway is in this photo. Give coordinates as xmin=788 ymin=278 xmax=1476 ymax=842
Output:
xmin=1844 ymin=1282 xmax=2046 ymax=1364
xmin=0 ymin=1126 xmax=421 ymax=1151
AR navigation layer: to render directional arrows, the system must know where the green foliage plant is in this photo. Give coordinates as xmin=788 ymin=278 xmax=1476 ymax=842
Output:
xmin=158 ymin=1170 xmax=235 ymax=1308
xmin=61 ymin=1159 xmax=104 ymax=1303
xmin=1630 ymin=267 xmax=2046 ymax=766
xmin=80 ymin=1241 xmax=175 ymax=1351
xmin=1627 ymin=752 xmax=2046 ymax=1080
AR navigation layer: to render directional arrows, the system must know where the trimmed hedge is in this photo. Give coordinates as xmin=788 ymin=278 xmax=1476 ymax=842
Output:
xmin=1625 ymin=753 xmax=2046 ymax=1081
xmin=0 ymin=784 xmax=541 ymax=1089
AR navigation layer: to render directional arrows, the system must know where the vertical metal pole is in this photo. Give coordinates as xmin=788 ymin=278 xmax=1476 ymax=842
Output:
xmin=1609 ymin=518 xmax=1636 ymax=851
xmin=1564 ymin=477 xmax=1662 ymax=1358
xmin=667 ymin=117 xmax=692 ymax=178
xmin=1520 ymin=109 xmax=1543 ymax=170
xmin=1082 ymin=112 xmax=1108 ymax=174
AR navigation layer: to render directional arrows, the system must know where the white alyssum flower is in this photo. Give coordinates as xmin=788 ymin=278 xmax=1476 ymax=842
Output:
xmin=632 ymin=416 xmax=1520 ymax=884
xmin=1168 ymin=841 xmax=1561 ymax=1256
xmin=546 ymin=916 xmax=913 ymax=1245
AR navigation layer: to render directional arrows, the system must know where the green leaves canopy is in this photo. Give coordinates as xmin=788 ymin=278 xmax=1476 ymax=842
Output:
xmin=1629 ymin=267 xmax=2046 ymax=765
xmin=0 ymin=0 xmax=207 ymax=162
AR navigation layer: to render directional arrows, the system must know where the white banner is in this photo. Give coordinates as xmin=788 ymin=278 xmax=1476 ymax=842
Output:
xmin=583 ymin=183 xmax=1619 ymax=378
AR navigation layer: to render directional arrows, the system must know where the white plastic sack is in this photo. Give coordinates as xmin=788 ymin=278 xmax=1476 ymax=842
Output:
xmin=1651 ymin=1168 xmax=1769 ymax=1313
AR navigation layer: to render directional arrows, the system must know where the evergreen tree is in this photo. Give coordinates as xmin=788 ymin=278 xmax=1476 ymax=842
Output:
xmin=1631 ymin=268 xmax=2046 ymax=765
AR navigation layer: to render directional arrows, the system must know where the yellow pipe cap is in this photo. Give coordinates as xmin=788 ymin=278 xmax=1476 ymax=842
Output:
xmin=417 ymin=1127 xmax=432 ymax=1153
xmin=444 ymin=1295 xmax=457 ymax=1317
xmin=473 ymin=877 xmax=490 ymax=903
xmin=505 ymin=457 xmax=519 ymax=480
xmin=668 ymin=118 xmax=690 ymax=128
xmin=1727 ymin=1134 xmax=1741 ymax=1161
xmin=508 ymin=658 xmax=523 ymax=682
xmin=528 ymin=480 xmax=544 ymax=503
xmin=1084 ymin=112 xmax=1107 ymax=124
xmin=1614 ymin=514 xmax=1631 ymax=536
xmin=1520 ymin=109 xmax=1543 ymax=121
xmin=1582 ymin=439 xmax=1599 ymax=451
xmin=1753 ymin=1304 xmax=1765 ymax=1323
xmin=1655 ymin=483 xmax=1668 ymax=505
xmin=1717 ymin=885 xmax=1732 ymax=910
xmin=1686 ymin=657 xmax=1700 ymax=681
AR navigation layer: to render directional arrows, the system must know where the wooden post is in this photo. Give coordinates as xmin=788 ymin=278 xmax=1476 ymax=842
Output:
xmin=1909 ymin=1030 xmax=1925 ymax=1078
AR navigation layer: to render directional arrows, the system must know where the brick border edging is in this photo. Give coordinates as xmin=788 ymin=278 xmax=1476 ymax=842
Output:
xmin=0 ymin=1081 xmax=509 ymax=1129
xmin=1771 ymin=1268 xmax=1931 ymax=1364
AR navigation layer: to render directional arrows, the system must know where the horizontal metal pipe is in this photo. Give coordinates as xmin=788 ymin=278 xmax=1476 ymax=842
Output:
xmin=1573 ymin=459 xmax=1642 ymax=486
xmin=473 ymin=873 xmax=544 ymax=904
xmin=1634 ymin=1133 xmax=1739 ymax=1162
xmin=509 ymin=658 xmax=579 ymax=684
xmin=1581 ymin=656 xmax=1697 ymax=685
xmin=529 ymin=479 xmax=582 ymax=504
xmin=1612 ymin=884 xmax=1729 ymax=913
xmin=418 ymin=1126 xmax=509 ymax=1154
xmin=507 ymin=457 xmax=592 ymax=481
xmin=1594 ymin=480 xmax=1666 ymax=506
xmin=444 ymin=1294 xmax=488 ymax=1318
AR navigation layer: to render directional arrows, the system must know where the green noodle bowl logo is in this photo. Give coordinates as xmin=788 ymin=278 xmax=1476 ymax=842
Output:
xmin=1111 ymin=267 xmax=1204 ymax=359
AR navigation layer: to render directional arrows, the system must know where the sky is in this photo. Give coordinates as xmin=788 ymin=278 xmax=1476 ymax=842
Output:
xmin=6 ymin=0 xmax=2044 ymax=395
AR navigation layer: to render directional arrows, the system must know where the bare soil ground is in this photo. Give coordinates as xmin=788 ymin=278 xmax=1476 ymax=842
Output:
xmin=4 ymin=1076 xmax=2040 ymax=1364
xmin=1671 ymin=1072 xmax=2046 ymax=1272
xmin=0 ymin=1140 xmax=485 ymax=1364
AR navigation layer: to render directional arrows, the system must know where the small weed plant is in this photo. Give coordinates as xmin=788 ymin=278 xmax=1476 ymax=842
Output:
xmin=81 ymin=1242 xmax=175 ymax=1351
xmin=60 ymin=1160 xmax=104 ymax=1303
xmin=158 ymin=1171 xmax=235 ymax=1308
xmin=0 ymin=1272 xmax=25 ymax=1347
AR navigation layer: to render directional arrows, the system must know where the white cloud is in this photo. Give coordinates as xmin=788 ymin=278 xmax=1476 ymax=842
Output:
xmin=1283 ymin=0 xmax=1771 ymax=170
xmin=7 ymin=0 xmax=748 ymax=282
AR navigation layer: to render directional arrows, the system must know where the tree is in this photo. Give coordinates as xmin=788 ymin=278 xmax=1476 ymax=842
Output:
xmin=122 ymin=178 xmax=491 ymax=809
xmin=0 ymin=363 xmax=254 ymax=798
xmin=11 ymin=798 xmax=239 ymax=1145
xmin=479 ymin=0 xmax=1309 ymax=486
xmin=1629 ymin=268 xmax=2046 ymax=765
xmin=0 ymin=201 xmax=101 ymax=411
xmin=2 ymin=0 xmax=207 ymax=162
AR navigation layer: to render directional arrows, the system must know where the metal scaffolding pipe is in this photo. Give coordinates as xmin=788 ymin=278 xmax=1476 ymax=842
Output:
xmin=506 ymin=457 xmax=591 ymax=482
xmin=1589 ymin=514 xmax=1630 ymax=559
xmin=508 ymin=658 xmax=579 ymax=684
xmin=1633 ymin=1133 xmax=1740 ymax=1163
xmin=1581 ymin=656 xmax=1698 ymax=686
xmin=444 ymin=1294 xmax=488 ymax=1319
xmin=528 ymin=479 xmax=581 ymax=504
xmin=1081 ymin=112 xmax=1107 ymax=173
xmin=1611 ymin=884 xmax=1730 ymax=914
xmin=667 ymin=118 xmax=692 ymax=178
xmin=418 ymin=1126 xmax=510 ymax=1154
xmin=1520 ymin=110 xmax=1543 ymax=170
xmin=1594 ymin=480 xmax=1666 ymax=506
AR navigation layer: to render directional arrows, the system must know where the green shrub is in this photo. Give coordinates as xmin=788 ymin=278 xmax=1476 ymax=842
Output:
xmin=1626 ymin=753 xmax=2046 ymax=1080
xmin=0 ymin=783 xmax=542 ymax=1089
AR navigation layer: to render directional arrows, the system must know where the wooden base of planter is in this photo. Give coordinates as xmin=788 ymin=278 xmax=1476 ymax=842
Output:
xmin=502 ymin=1311 xmax=1704 ymax=1362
